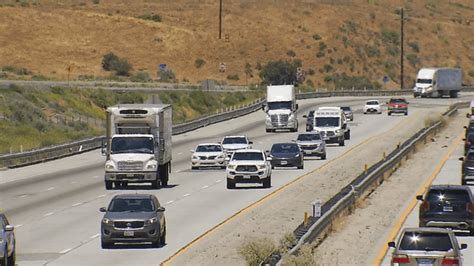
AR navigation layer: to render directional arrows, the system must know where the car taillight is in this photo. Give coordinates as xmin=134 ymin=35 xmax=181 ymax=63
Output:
xmin=392 ymin=255 xmax=410 ymax=264
xmin=441 ymin=257 xmax=460 ymax=266
xmin=467 ymin=202 xmax=474 ymax=214
xmin=420 ymin=201 xmax=430 ymax=212
xmin=467 ymin=141 xmax=472 ymax=146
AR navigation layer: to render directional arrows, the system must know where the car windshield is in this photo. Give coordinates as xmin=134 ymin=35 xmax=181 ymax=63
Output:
xmin=340 ymin=107 xmax=351 ymax=111
xmin=111 ymin=137 xmax=154 ymax=154
xmin=315 ymin=117 xmax=339 ymax=127
xmin=271 ymin=144 xmax=299 ymax=153
xmin=297 ymin=134 xmax=321 ymax=141
xmin=268 ymin=101 xmax=292 ymax=110
xmin=399 ymin=232 xmax=453 ymax=251
xmin=232 ymin=152 xmax=263 ymax=161
xmin=390 ymin=99 xmax=406 ymax=103
xmin=223 ymin=137 xmax=247 ymax=144
xmin=108 ymin=198 xmax=155 ymax=212
xmin=426 ymin=189 xmax=470 ymax=202
xmin=417 ymin=78 xmax=432 ymax=84
xmin=366 ymin=101 xmax=379 ymax=105
xmin=196 ymin=145 xmax=222 ymax=152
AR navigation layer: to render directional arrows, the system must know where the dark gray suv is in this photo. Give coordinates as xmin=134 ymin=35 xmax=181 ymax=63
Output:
xmin=416 ymin=185 xmax=474 ymax=235
xmin=100 ymin=194 xmax=166 ymax=248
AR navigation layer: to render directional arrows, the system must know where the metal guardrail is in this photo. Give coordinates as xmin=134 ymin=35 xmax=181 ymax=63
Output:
xmin=273 ymin=101 xmax=468 ymax=264
xmin=0 ymin=88 xmax=467 ymax=168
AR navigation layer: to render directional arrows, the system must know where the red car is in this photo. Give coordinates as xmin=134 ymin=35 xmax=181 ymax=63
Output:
xmin=387 ymin=98 xmax=408 ymax=116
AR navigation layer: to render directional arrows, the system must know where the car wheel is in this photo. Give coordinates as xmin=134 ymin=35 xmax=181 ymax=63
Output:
xmin=105 ymin=181 xmax=113 ymax=190
xmin=151 ymin=179 xmax=159 ymax=189
xmin=339 ymin=139 xmax=345 ymax=146
xmin=191 ymin=166 xmax=198 ymax=170
xmin=405 ymin=112 xmax=408 ymax=116
xmin=321 ymin=153 xmax=327 ymax=160
xmin=101 ymin=238 xmax=112 ymax=249
xmin=121 ymin=181 xmax=128 ymax=188
xmin=297 ymin=163 xmax=304 ymax=169
xmin=226 ymin=179 xmax=236 ymax=189
xmin=344 ymin=131 xmax=350 ymax=140
xmin=388 ymin=112 xmax=391 ymax=116
xmin=266 ymin=128 xmax=271 ymax=133
xmin=470 ymin=228 xmax=474 ymax=236
xmin=263 ymin=177 xmax=271 ymax=188
xmin=7 ymin=249 xmax=15 ymax=266
xmin=160 ymin=225 xmax=166 ymax=246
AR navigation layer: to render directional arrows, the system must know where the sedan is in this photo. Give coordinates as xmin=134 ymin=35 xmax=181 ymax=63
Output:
xmin=100 ymin=194 xmax=166 ymax=248
xmin=0 ymin=214 xmax=15 ymax=266
xmin=364 ymin=100 xmax=382 ymax=114
xmin=388 ymin=227 xmax=467 ymax=266
xmin=268 ymin=143 xmax=304 ymax=169
xmin=191 ymin=143 xmax=227 ymax=169
xmin=340 ymin=106 xmax=354 ymax=121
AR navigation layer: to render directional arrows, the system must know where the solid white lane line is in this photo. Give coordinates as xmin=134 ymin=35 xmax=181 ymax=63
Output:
xmin=16 ymin=224 xmax=23 ymax=228
xmin=72 ymin=202 xmax=83 ymax=207
xmin=201 ymin=185 xmax=209 ymax=189
xmin=60 ymin=248 xmax=72 ymax=254
xmin=165 ymin=200 xmax=174 ymax=205
xmin=46 ymin=187 xmax=55 ymax=191
xmin=97 ymin=194 xmax=106 ymax=198
xmin=18 ymin=195 xmax=28 ymax=198
xmin=43 ymin=212 xmax=55 ymax=217
xmin=183 ymin=193 xmax=191 ymax=197
xmin=177 ymin=152 xmax=183 ymax=155
xmin=90 ymin=233 xmax=100 ymax=239
xmin=71 ymin=181 xmax=77 ymax=184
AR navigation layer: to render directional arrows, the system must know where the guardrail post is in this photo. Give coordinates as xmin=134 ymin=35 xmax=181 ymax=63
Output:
xmin=383 ymin=152 xmax=386 ymax=160
xmin=304 ymin=212 xmax=309 ymax=227
xmin=364 ymin=164 xmax=368 ymax=174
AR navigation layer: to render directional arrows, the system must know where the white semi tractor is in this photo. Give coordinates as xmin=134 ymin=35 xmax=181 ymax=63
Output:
xmin=103 ymin=104 xmax=172 ymax=189
xmin=263 ymin=85 xmax=298 ymax=132
xmin=413 ymin=68 xmax=462 ymax=98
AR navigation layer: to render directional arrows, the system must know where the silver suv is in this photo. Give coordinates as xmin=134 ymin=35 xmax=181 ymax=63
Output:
xmin=100 ymin=194 xmax=166 ymax=248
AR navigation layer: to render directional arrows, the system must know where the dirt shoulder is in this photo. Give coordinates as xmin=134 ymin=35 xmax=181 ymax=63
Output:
xmin=311 ymin=110 xmax=466 ymax=265
xmin=168 ymin=108 xmax=448 ymax=266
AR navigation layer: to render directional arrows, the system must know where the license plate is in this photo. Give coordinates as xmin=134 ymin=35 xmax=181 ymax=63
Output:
xmin=124 ymin=231 xmax=134 ymax=237
xmin=242 ymin=174 xmax=251 ymax=179
xmin=417 ymin=258 xmax=434 ymax=266
xmin=126 ymin=174 xmax=134 ymax=177
xmin=280 ymin=161 xmax=287 ymax=165
xmin=443 ymin=206 xmax=453 ymax=212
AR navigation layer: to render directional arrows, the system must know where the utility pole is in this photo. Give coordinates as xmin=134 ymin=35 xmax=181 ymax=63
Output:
xmin=400 ymin=7 xmax=404 ymax=90
xmin=219 ymin=0 xmax=223 ymax=39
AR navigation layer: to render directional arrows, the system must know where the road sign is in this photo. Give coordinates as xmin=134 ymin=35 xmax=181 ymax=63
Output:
xmin=159 ymin=64 xmax=167 ymax=72
xmin=383 ymin=76 xmax=390 ymax=84
xmin=312 ymin=200 xmax=321 ymax=218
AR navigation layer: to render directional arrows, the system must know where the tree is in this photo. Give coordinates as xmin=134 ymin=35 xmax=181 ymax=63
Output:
xmin=102 ymin=52 xmax=119 ymax=71
xmin=112 ymin=58 xmax=133 ymax=76
xmin=259 ymin=60 xmax=298 ymax=85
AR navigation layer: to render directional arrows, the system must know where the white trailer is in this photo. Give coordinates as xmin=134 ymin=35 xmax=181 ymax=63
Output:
xmin=263 ymin=85 xmax=298 ymax=132
xmin=413 ymin=68 xmax=462 ymax=98
xmin=103 ymin=104 xmax=172 ymax=189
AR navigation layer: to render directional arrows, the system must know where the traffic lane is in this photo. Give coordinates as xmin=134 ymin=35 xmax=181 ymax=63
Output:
xmin=381 ymin=142 xmax=473 ymax=265
xmin=45 ymin=106 xmax=431 ymax=264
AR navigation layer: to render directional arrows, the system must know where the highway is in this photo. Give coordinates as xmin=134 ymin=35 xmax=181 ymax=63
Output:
xmin=381 ymin=127 xmax=474 ymax=265
xmin=0 ymin=95 xmax=468 ymax=265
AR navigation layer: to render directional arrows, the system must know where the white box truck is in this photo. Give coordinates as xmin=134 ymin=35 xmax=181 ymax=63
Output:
xmin=312 ymin=109 xmax=348 ymax=146
xmin=413 ymin=68 xmax=462 ymax=98
xmin=103 ymin=104 xmax=172 ymax=189
xmin=263 ymin=85 xmax=298 ymax=132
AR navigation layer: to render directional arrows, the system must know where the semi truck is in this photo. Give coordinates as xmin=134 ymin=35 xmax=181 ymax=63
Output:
xmin=263 ymin=85 xmax=298 ymax=132
xmin=413 ymin=68 xmax=462 ymax=98
xmin=103 ymin=104 xmax=172 ymax=190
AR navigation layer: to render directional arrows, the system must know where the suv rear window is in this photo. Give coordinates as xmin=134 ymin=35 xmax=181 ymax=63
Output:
xmin=426 ymin=189 xmax=471 ymax=203
xmin=389 ymin=98 xmax=406 ymax=103
xmin=399 ymin=232 xmax=453 ymax=251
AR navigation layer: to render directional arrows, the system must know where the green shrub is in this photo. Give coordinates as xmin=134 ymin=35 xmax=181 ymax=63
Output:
xmin=286 ymin=50 xmax=296 ymax=57
xmin=2 ymin=65 xmax=17 ymax=73
xmin=111 ymin=58 xmax=132 ymax=76
xmin=408 ymin=41 xmax=420 ymax=53
xmin=158 ymin=69 xmax=176 ymax=83
xmin=137 ymin=13 xmax=162 ymax=22
xmin=407 ymin=54 xmax=420 ymax=67
xmin=468 ymin=70 xmax=474 ymax=78
xmin=239 ymin=238 xmax=276 ymax=266
xmin=259 ymin=60 xmax=298 ymax=85
xmin=381 ymin=29 xmax=400 ymax=45
xmin=195 ymin=58 xmax=206 ymax=68
xmin=307 ymin=68 xmax=315 ymax=75
xmin=316 ymin=51 xmax=325 ymax=58
xmin=319 ymin=42 xmax=327 ymax=51
xmin=131 ymin=71 xmax=151 ymax=82
xmin=102 ymin=52 xmax=119 ymax=71
xmin=323 ymin=64 xmax=333 ymax=73
xmin=366 ymin=45 xmax=380 ymax=57
xmin=312 ymin=34 xmax=321 ymax=41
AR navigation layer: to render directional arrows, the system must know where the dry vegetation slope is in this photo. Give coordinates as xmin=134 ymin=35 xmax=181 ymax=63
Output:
xmin=0 ymin=0 xmax=473 ymax=87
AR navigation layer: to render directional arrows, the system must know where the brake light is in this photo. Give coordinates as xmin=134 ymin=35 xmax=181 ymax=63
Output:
xmin=467 ymin=202 xmax=474 ymax=214
xmin=466 ymin=141 xmax=472 ymax=146
xmin=441 ymin=257 xmax=460 ymax=266
xmin=420 ymin=201 xmax=430 ymax=212
xmin=392 ymin=255 xmax=410 ymax=264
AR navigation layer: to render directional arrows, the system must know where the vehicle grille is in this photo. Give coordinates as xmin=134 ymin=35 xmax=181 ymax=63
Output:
xmin=236 ymin=165 xmax=258 ymax=172
xmin=326 ymin=131 xmax=335 ymax=137
xmin=117 ymin=161 xmax=143 ymax=171
xmin=271 ymin=114 xmax=289 ymax=126
xmin=465 ymin=167 xmax=474 ymax=175
xmin=300 ymin=145 xmax=318 ymax=150
xmin=114 ymin=221 xmax=145 ymax=229
xmin=199 ymin=156 xmax=217 ymax=160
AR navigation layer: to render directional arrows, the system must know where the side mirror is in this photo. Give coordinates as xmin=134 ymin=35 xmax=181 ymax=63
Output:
xmin=296 ymin=104 xmax=299 ymax=110
xmin=101 ymin=140 xmax=107 ymax=156
xmin=464 ymin=126 xmax=468 ymax=129
xmin=416 ymin=195 xmax=423 ymax=201
xmin=303 ymin=115 xmax=307 ymax=118
xmin=291 ymin=139 xmax=296 ymax=142
xmin=190 ymin=150 xmax=195 ymax=153
xmin=461 ymin=243 xmax=468 ymax=250
xmin=386 ymin=102 xmax=389 ymax=104
xmin=99 ymin=207 xmax=107 ymax=212
xmin=463 ymin=138 xmax=466 ymax=141
xmin=467 ymin=113 xmax=471 ymax=118
xmin=4 ymin=225 xmax=14 ymax=232
xmin=459 ymin=157 xmax=465 ymax=161
xmin=157 ymin=206 xmax=166 ymax=212
xmin=249 ymin=141 xmax=253 ymax=144
xmin=387 ymin=242 xmax=396 ymax=248
xmin=267 ymin=157 xmax=273 ymax=161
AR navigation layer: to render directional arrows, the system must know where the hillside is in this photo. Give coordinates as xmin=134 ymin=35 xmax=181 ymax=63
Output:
xmin=0 ymin=0 xmax=473 ymax=88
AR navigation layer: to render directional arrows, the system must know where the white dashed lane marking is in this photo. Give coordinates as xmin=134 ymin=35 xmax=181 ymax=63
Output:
xmin=71 ymin=181 xmax=77 ymax=184
xmin=90 ymin=233 xmax=100 ymax=239
xmin=215 ymin=180 xmax=222 ymax=183
xmin=165 ymin=200 xmax=174 ymax=205
xmin=183 ymin=193 xmax=191 ymax=197
xmin=72 ymin=202 xmax=83 ymax=207
xmin=46 ymin=187 xmax=55 ymax=191
xmin=43 ymin=212 xmax=55 ymax=217
xmin=201 ymin=185 xmax=209 ymax=189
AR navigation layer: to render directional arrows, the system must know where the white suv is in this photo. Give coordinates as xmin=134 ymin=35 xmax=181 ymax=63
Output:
xmin=226 ymin=149 xmax=272 ymax=189
xmin=364 ymin=100 xmax=382 ymax=114
xmin=221 ymin=136 xmax=253 ymax=157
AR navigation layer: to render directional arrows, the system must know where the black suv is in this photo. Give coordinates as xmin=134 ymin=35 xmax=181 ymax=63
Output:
xmin=100 ymin=194 xmax=166 ymax=248
xmin=268 ymin=143 xmax=304 ymax=169
xmin=416 ymin=185 xmax=474 ymax=235
xmin=460 ymin=151 xmax=474 ymax=185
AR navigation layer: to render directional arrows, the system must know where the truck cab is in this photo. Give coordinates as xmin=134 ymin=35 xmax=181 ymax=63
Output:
xmin=263 ymin=85 xmax=298 ymax=133
xmin=312 ymin=108 xmax=349 ymax=146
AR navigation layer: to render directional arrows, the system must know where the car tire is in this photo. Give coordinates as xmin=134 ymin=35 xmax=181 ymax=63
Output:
xmin=462 ymin=179 xmax=467 ymax=185
xmin=388 ymin=112 xmax=391 ymax=116
xmin=297 ymin=164 xmax=304 ymax=169
xmin=151 ymin=179 xmax=159 ymax=189
xmin=321 ymin=153 xmax=326 ymax=160
xmin=339 ymin=139 xmax=345 ymax=146
xmin=7 ymin=249 xmax=15 ymax=266
xmin=266 ymin=129 xmax=271 ymax=133
xmin=344 ymin=131 xmax=350 ymax=140
xmin=263 ymin=177 xmax=271 ymax=188
xmin=121 ymin=181 xmax=128 ymax=188
xmin=226 ymin=179 xmax=235 ymax=189
xmin=160 ymin=225 xmax=166 ymax=246
xmin=405 ymin=112 xmax=408 ymax=116
xmin=105 ymin=181 xmax=113 ymax=190
xmin=191 ymin=166 xmax=199 ymax=170
xmin=470 ymin=228 xmax=474 ymax=236
xmin=114 ymin=181 xmax=121 ymax=189
xmin=101 ymin=239 xmax=112 ymax=249
xmin=160 ymin=164 xmax=169 ymax=187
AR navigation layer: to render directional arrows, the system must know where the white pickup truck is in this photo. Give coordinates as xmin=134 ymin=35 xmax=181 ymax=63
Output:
xmin=225 ymin=149 xmax=272 ymax=189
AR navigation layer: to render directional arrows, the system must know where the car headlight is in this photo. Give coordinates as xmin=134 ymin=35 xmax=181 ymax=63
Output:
xmin=295 ymin=153 xmax=300 ymax=157
xmin=145 ymin=217 xmax=158 ymax=225
xmin=102 ymin=218 xmax=112 ymax=225
xmin=227 ymin=164 xmax=237 ymax=170
xmin=105 ymin=162 xmax=115 ymax=170
xmin=335 ymin=129 xmax=342 ymax=133
xmin=146 ymin=163 xmax=158 ymax=169
xmin=257 ymin=164 xmax=266 ymax=169
xmin=192 ymin=155 xmax=199 ymax=160
xmin=216 ymin=154 xmax=225 ymax=159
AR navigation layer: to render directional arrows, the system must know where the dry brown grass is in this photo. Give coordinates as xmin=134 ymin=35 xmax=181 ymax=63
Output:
xmin=0 ymin=0 xmax=473 ymax=85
